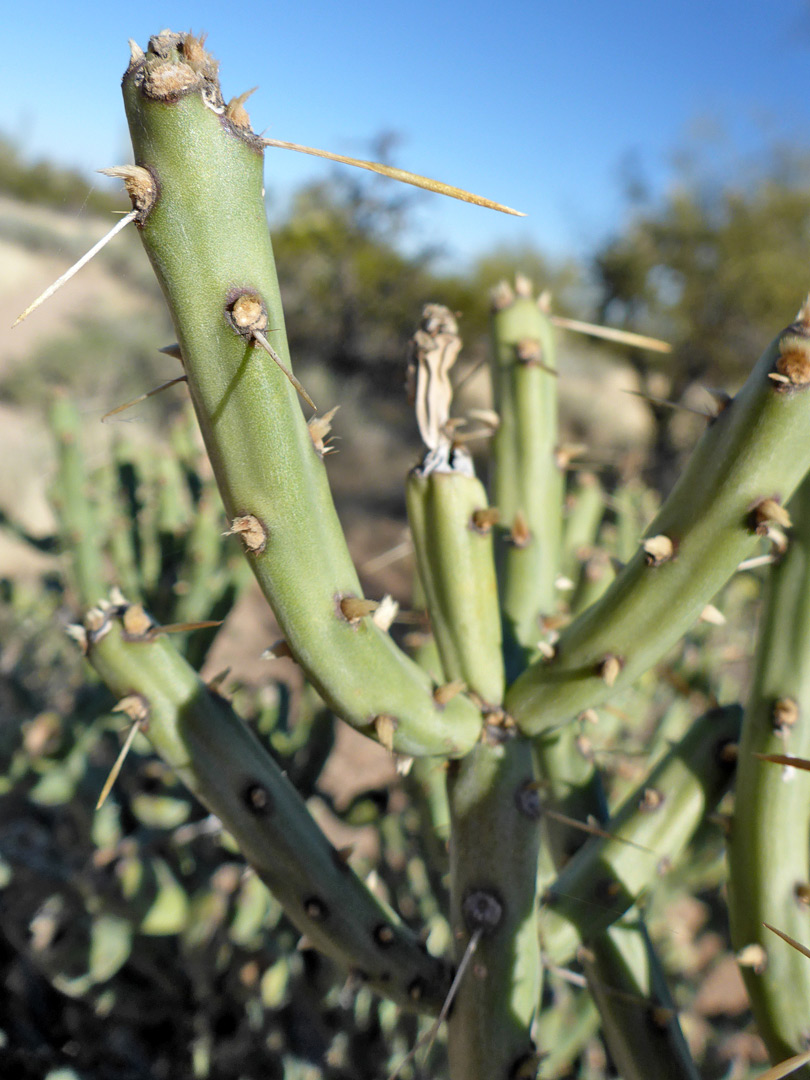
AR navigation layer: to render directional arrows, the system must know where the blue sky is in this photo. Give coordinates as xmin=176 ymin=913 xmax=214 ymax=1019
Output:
xmin=4 ymin=1 xmax=810 ymax=266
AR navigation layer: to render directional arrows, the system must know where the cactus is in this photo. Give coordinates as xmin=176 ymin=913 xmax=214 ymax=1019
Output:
xmin=17 ymin=26 xmax=810 ymax=1079
xmin=728 ymin=470 xmax=810 ymax=1075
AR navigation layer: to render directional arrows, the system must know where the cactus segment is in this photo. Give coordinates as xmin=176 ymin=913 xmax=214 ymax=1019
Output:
xmin=728 ymin=472 xmax=810 ymax=1072
xmin=508 ymin=314 xmax=810 ymax=735
xmin=534 ymin=712 xmax=697 ymax=1076
xmin=580 ymin=914 xmax=700 ymax=1080
xmin=118 ymin=32 xmax=481 ymax=757
xmin=50 ymin=396 xmax=106 ymax=608
xmin=560 ymin=471 xmax=606 ymax=584
xmin=538 ymin=705 xmax=741 ymax=966
xmin=82 ymin=601 xmax=452 ymax=1013
xmin=533 ymin=724 xmax=607 ymax=873
xmin=489 ymin=285 xmax=563 ymax=674
xmin=406 ymin=468 xmax=505 ymax=707
xmin=446 ymin=738 xmax=542 ymax=1077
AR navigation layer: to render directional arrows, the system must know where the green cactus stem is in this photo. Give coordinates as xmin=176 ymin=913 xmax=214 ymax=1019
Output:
xmin=446 ymin=737 xmax=542 ymax=1079
xmin=116 ymin=31 xmax=482 ymax=758
xmin=534 ymin=710 xmax=697 ymax=1077
xmin=80 ymin=599 xmax=452 ymax=1013
xmin=407 ymin=469 xmax=504 ymax=707
xmin=560 ymin=470 xmax=606 ymax=586
xmin=538 ymin=705 xmax=741 ymax=966
xmin=728 ymin=471 xmax=810 ymax=1075
xmin=533 ymin=722 xmax=607 ymax=874
xmin=489 ymin=278 xmax=562 ymax=675
xmin=50 ymin=395 xmax=107 ymax=607
xmin=580 ymin=913 xmax=699 ymax=1080
xmin=404 ymin=303 xmax=539 ymax=1074
xmin=507 ymin=305 xmax=810 ymax=735
xmin=405 ymin=305 xmax=505 ymax=707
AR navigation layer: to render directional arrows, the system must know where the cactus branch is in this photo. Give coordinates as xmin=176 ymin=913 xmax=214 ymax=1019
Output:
xmin=82 ymin=600 xmax=452 ymax=1013
xmin=508 ymin=307 xmax=810 ymax=735
xmin=728 ymin=471 xmax=810 ymax=1074
xmin=538 ymin=705 xmax=741 ymax=966
xmin=117 ymin=31 xmax=482 ymax=757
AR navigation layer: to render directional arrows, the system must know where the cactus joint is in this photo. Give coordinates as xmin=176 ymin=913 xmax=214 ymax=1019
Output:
xmin=227 ymin=292 xmax=268 ymax=335
xmin=373 ymin=924 xmax=396 ymax=948
xmin=470 ymin=507 xmax=500 ymax=534
xmin=642 ymin=534 xmax=676 ymax=566
xmin=598 ymin=654 xmax=624 ymax=687
xmin=122 ymin=603 xmax=153 ymax=639
xmin=772 ymin=330 xmax=810 ymax=391
xmin=99 ymin=165 xmax=157 ymax=222
xmin=242 ymin=782 xmax=274 ymax=815
xmin=773 ymin=696 xmax=800 ymax=736
xmin=509 ymin=510 xmax=532 ymax=548
xmin=515 ymin=779 xmax=543 ymax=821
xmin=338 ymin=596 xmax=379 ymax=623
xmin=227 ymin=514 xmax=267 ymax=554
xmin=303 ymin=897 xmax=329 ymax=921
xmin=462 ymin=889 xmax=504 ymax=934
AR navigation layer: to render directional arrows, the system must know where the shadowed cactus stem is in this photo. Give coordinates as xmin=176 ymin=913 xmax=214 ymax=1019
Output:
xmin=81 ymin=598 xmax=452 ymax=1013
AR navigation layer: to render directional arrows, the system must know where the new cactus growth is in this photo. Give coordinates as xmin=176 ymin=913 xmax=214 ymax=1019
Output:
xmin=22 ymin=26 xmax=810 ymax=1079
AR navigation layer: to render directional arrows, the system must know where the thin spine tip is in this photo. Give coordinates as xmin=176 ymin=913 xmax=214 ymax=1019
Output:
xmin=261 ymin=137 xmax=524 ymax=215
xmin=12 ymin=210 xmax=138 ymax=327
xmin=252 ymin=330 xmax=317 ymax=410
xmin=225 ymin=86 xmax=258 ymax=129
xmin=127 ymin=39 xmax=145 ymax=65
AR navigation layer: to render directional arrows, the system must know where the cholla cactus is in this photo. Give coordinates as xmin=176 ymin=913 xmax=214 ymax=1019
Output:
xmin=27 ymin=28 xmax=810 ymax=1080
